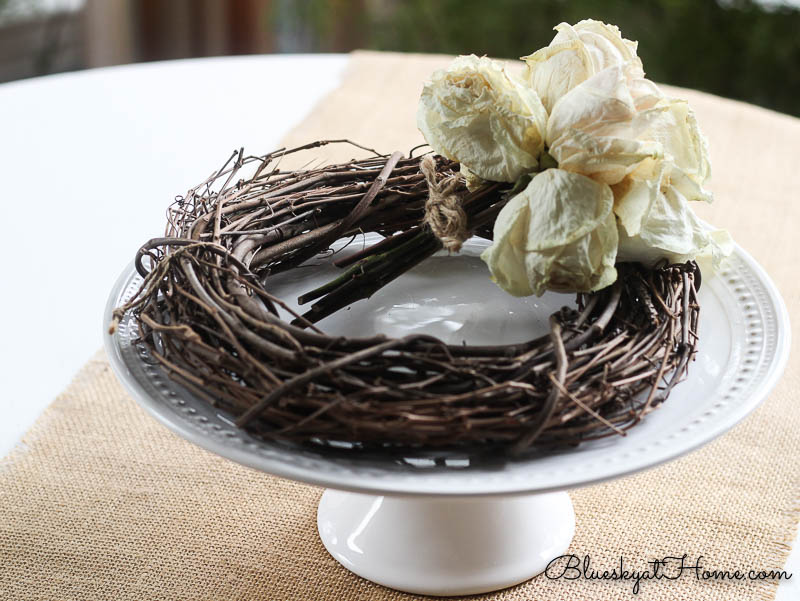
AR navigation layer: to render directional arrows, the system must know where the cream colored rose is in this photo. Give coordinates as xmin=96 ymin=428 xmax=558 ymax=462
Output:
xmin=481 ymin=169 xmax=618 ymax=296
xmin=614 ymin=159 xmax=729 ymax=266
xmin=544 ymin=59 xmax=720 ymax=268
xmin=642 ymin=99 xmax=711 ymax=185
xmin=547 ymin=66 xmax=711 ymax=189
xmin=546 ymin=65 xmax=663 ymax=185
xmin=523 ymin=19 xmax=645 ymax=112
xmin=417 ymin=55 xmax=548 ymax=183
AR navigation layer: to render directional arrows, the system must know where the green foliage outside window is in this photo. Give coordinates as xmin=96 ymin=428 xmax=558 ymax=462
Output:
xmin=281 ymin=0 xmax=800 ymax=117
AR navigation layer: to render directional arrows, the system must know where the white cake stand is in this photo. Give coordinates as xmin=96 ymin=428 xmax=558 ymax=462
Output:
xmin=104 ymin=236 xmax=790 ymax=596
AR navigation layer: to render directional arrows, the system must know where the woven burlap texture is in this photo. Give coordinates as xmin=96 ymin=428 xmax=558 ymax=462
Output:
xmin=1 ymin=51 xmax=798 ymax=601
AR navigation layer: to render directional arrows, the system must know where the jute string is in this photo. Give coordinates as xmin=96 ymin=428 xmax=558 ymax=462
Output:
xmin=1 ymin=51 xmax=798 ymax=601
xmin=420 ymin=154 xmax=470 ymax=252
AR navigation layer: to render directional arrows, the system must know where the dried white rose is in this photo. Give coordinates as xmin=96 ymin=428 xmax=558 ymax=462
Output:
xmin=547 ymin=65 xmax=711 ymax=189
xmin=523 ymin=19 xmax=644 ymax=112
xmin=614 ymin=159 xmax=729 ymax=267
xmin=543 ymin=57 xmax=721 ymax=268
xmin=546 ymin=65 xmax=663 ymax=185
xmin=416 ymin=21 xmax=728 ymax=296
xmin=643 ymin=99 xmax=711 ymax=185
xmin=481 ymin=169 xmax=618 ymax=296
xmin=417 ymin=54 xmax=548 ymax=183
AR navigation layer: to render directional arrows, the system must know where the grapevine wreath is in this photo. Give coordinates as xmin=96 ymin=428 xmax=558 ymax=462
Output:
xmin=112 ymin=21 xmax=731 ymax=456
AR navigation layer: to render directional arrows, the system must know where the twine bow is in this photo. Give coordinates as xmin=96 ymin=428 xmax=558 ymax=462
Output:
xmin=420 ymin=155 xmax=470 ymax=252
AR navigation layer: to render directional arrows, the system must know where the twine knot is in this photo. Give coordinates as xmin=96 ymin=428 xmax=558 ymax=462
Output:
xmin=420 ymin=156 xmax=470 ymax=252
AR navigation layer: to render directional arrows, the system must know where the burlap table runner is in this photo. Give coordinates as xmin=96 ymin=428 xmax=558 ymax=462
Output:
xmin=2 ymin=51 xmax=798 ymax=600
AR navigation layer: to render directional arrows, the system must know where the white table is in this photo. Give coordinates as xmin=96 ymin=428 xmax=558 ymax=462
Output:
xmin=0 ymin=54 xmax=347 ymax=453
xmin=0 ymin=54 xmax=796 ymax=599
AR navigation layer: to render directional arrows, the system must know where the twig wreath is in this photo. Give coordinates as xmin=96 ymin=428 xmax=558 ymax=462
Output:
xmin=112 ymin=141 xmax=699 ymax=455
xmin=112 ymin=20 xmax=730 ymax=456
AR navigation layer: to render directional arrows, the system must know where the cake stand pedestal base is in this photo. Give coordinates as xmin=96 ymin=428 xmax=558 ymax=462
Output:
xmin=317 ymin=489 xmax=575 ymax=596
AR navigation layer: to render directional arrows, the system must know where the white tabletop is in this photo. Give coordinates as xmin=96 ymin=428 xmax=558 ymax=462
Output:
xmin=0 ymin=53 xmax=348 ymax=454
xmin=0 ymin=53 xmax=796 ymax=599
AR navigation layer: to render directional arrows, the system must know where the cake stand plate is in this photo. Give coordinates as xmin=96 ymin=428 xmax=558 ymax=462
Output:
xmin=104 ymin=235 xmax=790 ymax=596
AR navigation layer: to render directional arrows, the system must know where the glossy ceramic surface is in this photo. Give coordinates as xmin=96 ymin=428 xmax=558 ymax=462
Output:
xmin=317 ymin=490 xmax=575 ymax=596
